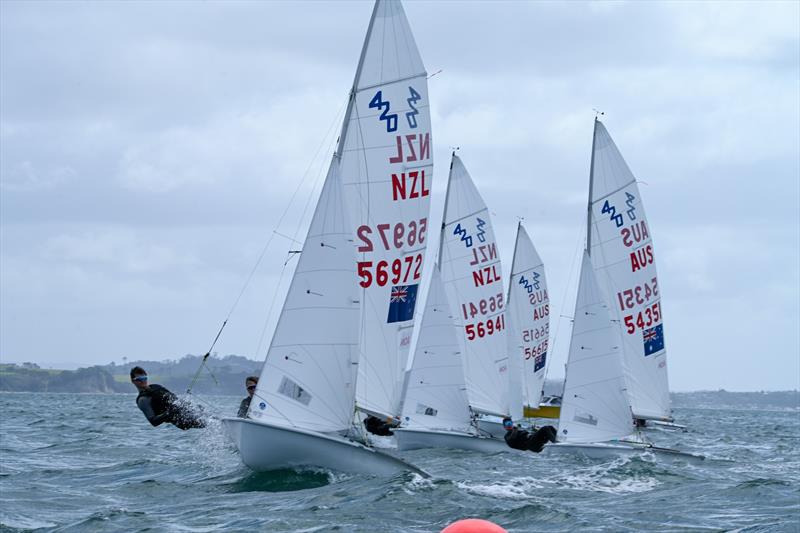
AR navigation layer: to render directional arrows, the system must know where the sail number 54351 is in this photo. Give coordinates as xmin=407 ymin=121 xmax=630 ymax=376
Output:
xmin=623 ymin=302 xmax=662 ymax=334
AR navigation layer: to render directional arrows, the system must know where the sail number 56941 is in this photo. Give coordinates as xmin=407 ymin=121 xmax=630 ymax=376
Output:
xmin=465 ymin=314 xmax=505 ymax=341
xmin=357 ymin=254 xmax=423 ymax=288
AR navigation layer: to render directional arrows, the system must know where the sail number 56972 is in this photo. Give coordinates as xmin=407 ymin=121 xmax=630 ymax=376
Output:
xmin=357 ymin=218 xmax=427 ymax=252
xmin=357 ymin=254 xmax=423 ymax=288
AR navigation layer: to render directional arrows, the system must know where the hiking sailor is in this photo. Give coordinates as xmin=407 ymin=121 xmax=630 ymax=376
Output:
xmin=502 ymin=417 xmax=557 ymax=453
xmin=130 ymin=366 xmax=206 ymax=430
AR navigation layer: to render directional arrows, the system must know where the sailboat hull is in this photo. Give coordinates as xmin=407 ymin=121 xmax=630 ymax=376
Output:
xmin=544 ymin=441 xmax=704 ymax=461
xmin=222 ymin=418 xmax=428 ymax=477
xmin=395 ymin=427 xmax=509 ymax=453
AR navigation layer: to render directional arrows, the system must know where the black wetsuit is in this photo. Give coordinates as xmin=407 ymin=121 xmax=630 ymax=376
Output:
xmin=364 ymin=415 xmax=394 ymax=436
xmin=136 ymin=384 xmax=205 ymax=430
xmin=237 ymin=396 xmax=252 ymax=418
xmin=504 ymin=425 xmax=557 ymax=453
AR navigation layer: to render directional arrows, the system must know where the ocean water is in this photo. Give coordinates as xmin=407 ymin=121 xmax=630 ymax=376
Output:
xmin=1 ymin=392 xmax=798 ymax=532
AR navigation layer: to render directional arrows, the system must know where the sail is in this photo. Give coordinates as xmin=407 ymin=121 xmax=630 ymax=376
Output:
xmin=439 ymin=154 xmax=508 ymax=417
xmin=588 ymin=120 xmax=671 ymax=421
xmin=401 ymin=268 xmax=472 ymax=431
xmin=558 ymin=253 xmax=633 ymax=443
xmin=249 ymin=163 xmax=359 ymax=433
xmin=506 ymin=223 xmax=550 ymax=412
xmin=338 ymin=0 xmax=433 ymax=418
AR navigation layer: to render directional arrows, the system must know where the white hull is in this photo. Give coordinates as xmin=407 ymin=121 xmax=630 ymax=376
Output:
xmin=545 ymin=441 xmax=704 ymax=461
xmin=395 ymin=427 xmax=509 ymax=453
xmin=222 ymin=418 xmax=428 ymax=477
xmin=476 ymin=418 xmax=507 ymax=439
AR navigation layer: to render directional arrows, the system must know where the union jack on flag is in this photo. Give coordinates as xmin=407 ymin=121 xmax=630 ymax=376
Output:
xmin=390 ymin=286 xmax=408 ymax=302
xmin=387 ymin=284 xmax=419 ymax=323
xmin=642 ymin=323 xmax=665 ymax=357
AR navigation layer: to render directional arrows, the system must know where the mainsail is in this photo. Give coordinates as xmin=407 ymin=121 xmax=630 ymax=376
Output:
xmin=587 ymin=120 xmax=671 ymax=421
xmin=249 ymin=164 xmax=359 ymax=433
xmin=401 ymin=267 xmax=472 ymax=431
xmin=558 ymin=252 xmax=633 ymax=443
xmin=337 ymin=0 xmax=434 ymax=419
xmin=439 ymin=154 xmax=508 ymax=417
xmin=506 ymin=223 xmax=550 ymax=413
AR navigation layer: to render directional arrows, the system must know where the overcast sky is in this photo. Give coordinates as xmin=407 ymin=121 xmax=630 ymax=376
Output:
xmin=1 ymin=0 xmax=798 ymax=391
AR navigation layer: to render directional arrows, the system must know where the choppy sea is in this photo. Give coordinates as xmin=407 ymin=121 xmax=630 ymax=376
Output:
xmin=1 ymin=391 xmax=798 ymax=532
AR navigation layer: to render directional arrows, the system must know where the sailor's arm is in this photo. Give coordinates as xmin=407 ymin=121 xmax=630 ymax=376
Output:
xmin=137 ymin=396 xmax=168 ymax=426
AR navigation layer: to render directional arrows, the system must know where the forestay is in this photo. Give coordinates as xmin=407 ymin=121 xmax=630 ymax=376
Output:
xmin=337 ymin=0 xmax=434 ymax=419
xmin=401 ymin=267 xmax=472 ymax=431
xmin=506 ymin=223 xmax=550 ymax=414
xmin=249 ymin=164 xmax=359 ymax=433
xmin=558 ymin=252 xmax=633 ymax=443
xmin=439 ymin=154 xmax=508 ymax=417
xmin=588 ymin=120 xmax=671 ymax=421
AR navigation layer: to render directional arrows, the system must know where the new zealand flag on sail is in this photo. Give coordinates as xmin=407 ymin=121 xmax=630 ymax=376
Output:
xmin=387 ymin=284 xmax=419 ymax=323
xmin=642 ymin=323 xmax=665 ymax=356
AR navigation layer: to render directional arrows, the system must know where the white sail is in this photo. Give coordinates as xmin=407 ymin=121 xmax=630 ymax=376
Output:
xmin=558 ymin=252 xmax=633 ymax=444
xmin=249 ymin=163 xmax=359 ymax=433
xmin=439 ymin=154 xmax=508 ymax=417
xmin=401 ymin=268 xmax=472 ymax=431
xmin=337 ymin=0 xmax=434 ymax=418
xmin=588 ymin=120 xmax=671 ymax=421
xmin=506 ymin=223 xmax=550 ymax=412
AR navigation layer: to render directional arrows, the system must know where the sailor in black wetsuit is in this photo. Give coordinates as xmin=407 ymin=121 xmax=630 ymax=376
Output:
xmin=130 ymin=366 xmax=205 ymax=430
xmin=364 ymin=415 xmax=395 ymax=436
xmin=502 ymin=417 xmax=557 ymax=453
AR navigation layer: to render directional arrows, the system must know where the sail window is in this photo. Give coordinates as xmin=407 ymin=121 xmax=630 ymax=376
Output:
xmin=415 ymin=403 xmax=438 ymax=417
xmin=278 ymin=377 xmax=311 ymax=406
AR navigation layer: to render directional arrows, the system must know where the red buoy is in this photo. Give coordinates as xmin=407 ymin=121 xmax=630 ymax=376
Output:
xmin=441 ymin=518 xmax=508 ymax=533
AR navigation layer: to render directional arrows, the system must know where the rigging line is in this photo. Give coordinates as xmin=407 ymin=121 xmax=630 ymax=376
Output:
xmin=255 ymin=98 xmax=349 ymax=361
xmin=541 ymin=220 xmax=586 ymax=395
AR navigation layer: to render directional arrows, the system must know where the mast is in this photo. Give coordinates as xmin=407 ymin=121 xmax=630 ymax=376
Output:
xmin=335 ymin=0 xmax=381 ymax=159
xmin=586 ymin=117 xmax=599 ymax=254
xmin=437 ymin=151 xmax=457 ymax=267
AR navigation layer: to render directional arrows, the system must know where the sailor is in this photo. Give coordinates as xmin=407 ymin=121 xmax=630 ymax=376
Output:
xmin=130 ymin=366 xmax=206 ymax=430
xmin=237 ymin=375 xmax=259 ymax=418
xmin=364 ymin=415 xmax=395 ymax=436
xmin=502 ymin=417 xmax=557 ymax=453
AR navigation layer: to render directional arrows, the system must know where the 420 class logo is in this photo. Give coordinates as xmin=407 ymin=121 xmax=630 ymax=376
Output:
xmin=369 ymin=87 xmax=422 ymax=132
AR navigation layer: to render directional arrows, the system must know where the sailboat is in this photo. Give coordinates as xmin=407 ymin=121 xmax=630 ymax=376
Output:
xmin=395 ymin=153 xmax=511 ymax=451
xmin=546 ymin=118 xmax=700 ymax=460
xmin=505 ymin=222 xmax=558 ymax=420
xmin=586 ymin=119 xmax=674 ymax=425
xmin=222 ymin=0 xmax=433 ymax=476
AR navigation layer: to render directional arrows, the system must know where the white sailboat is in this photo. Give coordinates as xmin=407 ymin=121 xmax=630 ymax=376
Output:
xmin=505 ymin=222 xmax=555 ymax=419
xmin=222 ymin=0 xmax=433 ymax=476
xmin=587 ymin=119 xmax=673 ymax=424
xmin=395 ymin=153 xmax=511 ymax=451
xmin=546 ymin=118 xmax=700 ymax=460
xmin=394 ymin=268 xmax=505 ymax=451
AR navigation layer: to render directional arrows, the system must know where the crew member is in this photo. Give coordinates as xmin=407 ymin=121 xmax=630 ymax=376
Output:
xmin=237 ymin=375 xmax=259 ymax=418
xmin=502 ymin=417 xmax=557 ymax=453
xmin=130 ymin=366 xmax=205 ymax=430
xmin=364 ymin=415 xmax=395 ymax=436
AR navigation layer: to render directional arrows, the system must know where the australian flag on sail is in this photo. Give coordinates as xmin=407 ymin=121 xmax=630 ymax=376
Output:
xmin=642 ymin=323 xmax=665 ymax=356
xmin=387 ymin=284 xmax=419 ymax=323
